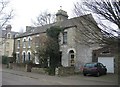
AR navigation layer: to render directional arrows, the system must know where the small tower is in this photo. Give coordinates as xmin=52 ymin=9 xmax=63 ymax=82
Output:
xmin=6 ymin=25 xmax=12 ymax=32
xmin=56 ymin=7 xmax=68 ymax=22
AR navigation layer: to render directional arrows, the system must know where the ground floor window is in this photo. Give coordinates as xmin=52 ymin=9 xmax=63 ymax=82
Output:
xmin=28 ymin=52 xmax=31 ymax=61
xmin=22 ymin=52 xmax=26 ymax=63
xmin=16 ymin=53 xmax=20 ymax=63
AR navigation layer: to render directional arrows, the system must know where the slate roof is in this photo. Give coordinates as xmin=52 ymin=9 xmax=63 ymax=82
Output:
xmin=1 ymin=29 xmax=19 ymax=38
xmin=15 ymin=14 xmax=97 ymax=38
xmin=17 ymin=24 xmax=53 ymax=38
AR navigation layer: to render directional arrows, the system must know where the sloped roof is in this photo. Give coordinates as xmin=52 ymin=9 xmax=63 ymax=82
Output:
xmin=16 ymin=14 xmax=99 ymax=38
xmin=1 ymin=29 xmax=19 ymax=38
xmin=17 ymin=24 xmax=53 ymax=38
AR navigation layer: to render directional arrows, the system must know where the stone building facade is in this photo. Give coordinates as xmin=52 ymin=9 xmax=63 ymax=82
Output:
xmin=14 ymin=9 xmax=101 ymax=71
xmin=0 ymin=25 xmax=19 ymax=57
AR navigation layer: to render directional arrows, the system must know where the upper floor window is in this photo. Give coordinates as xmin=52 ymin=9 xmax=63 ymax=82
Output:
xmin=6 ymin=51 xmax=9 ymax=56
xmin=15 ymin=34 xmax=19 ymax=38
xmin=101 ymin=49 xmax=110 ymax=54
xmin=63 ymin=32 xmax=67 ymax=44
xmin=28 ymin=38 xmax=31 ymax=48
xmin=17 ymin=40 xmax=20 ymax=48
xmin=23 ymin=38 xmax=26 ymax=48
xmin=6 ymin=42 xmax=9 ymax=47
xmin=7 ymin=33 xmax=11 ymax=39
xmin=28 ymin=36 xmax=32 ymax=48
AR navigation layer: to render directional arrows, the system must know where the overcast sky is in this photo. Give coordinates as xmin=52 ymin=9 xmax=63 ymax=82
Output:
xmin=9 ymin=0 xmax=79 ymax=32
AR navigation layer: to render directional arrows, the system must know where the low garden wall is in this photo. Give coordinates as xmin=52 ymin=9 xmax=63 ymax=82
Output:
xmin=31 ymin=68 xmax=48 ymax=74
xmin=56 ymin=66 xmax=75 ymax=76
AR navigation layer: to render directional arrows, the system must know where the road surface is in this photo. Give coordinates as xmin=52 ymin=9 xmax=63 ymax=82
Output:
xmin=2 ymin=68 xmax=118 ymax=85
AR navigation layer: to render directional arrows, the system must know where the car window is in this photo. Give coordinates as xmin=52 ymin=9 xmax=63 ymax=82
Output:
xmin=99 ymin=63 xmax=105 ymax=68
xmin=84 ymin=63 xmax=96 ymax=68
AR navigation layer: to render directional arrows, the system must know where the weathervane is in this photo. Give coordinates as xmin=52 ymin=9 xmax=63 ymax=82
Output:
xmin=60 ymin=6 xmax=62 ymax=10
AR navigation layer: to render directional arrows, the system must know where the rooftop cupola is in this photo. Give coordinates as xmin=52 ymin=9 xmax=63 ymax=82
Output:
xmin=6 ymin=25 xmax=12 ymax=32
xmin=56 ymin=8 xmax=68 ymax=22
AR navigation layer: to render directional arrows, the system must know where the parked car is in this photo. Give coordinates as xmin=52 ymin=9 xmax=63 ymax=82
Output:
xmin=83 ymin=62 xmax=107 ymax=77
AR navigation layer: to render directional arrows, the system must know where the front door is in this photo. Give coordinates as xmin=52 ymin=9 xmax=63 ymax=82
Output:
xmin=69 ymin=50 xmax=75 ymax=66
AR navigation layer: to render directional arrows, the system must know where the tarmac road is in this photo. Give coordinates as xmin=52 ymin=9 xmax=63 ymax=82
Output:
xmin=2 ymin=68 xmax=118 ymax=85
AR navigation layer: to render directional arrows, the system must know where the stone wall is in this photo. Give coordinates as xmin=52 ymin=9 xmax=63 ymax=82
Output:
xmin=56 ymin=66 xmax=75 ymax=76
xmin=75 ymin=44 xmax=93 ymax=71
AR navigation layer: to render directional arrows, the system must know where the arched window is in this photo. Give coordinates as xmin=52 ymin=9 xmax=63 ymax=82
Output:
xmin=6 ymin=42 xmax=9 ymax=47
xmin=28 ymin=52 xmax=31 ymax=61
xmin=22 ymin=52 xmax=26 ymax=63
xmin=28 ymin=36 xmax=32 ymax=48
xmin=63 ymin=32 xmax=67 ymax=44
xmin=17 ymin=40 xmax=20 ymax=48
xmin=7 ymin=33 xmax=11 ymax=39
xmin=22 ymin=37 xmax=26 ymax=48
xmin=28 ymin=38 xmax=31 ymax=48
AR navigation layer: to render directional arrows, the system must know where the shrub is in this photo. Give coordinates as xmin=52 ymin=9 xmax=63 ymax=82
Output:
xmin=48 ymin=67 xmax=55 ymax=75
xmin=2 ymin=56 xmax=9 ymax=64
xmin=25 ymin=60 xmax=33 ymax=66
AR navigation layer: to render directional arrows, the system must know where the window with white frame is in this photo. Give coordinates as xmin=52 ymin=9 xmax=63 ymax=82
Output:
xmin=6 ymin=51 xmax=9 ymax=56
xmin=7 ymin=33 xmax=11 ymax=39
xmin=63 ymin=32 xmax=67 ymax=44
xmin=6 ymin=42 xmax=9 ymax=47
xmin=22 ymin=52 xmax=26 ymax=63
xmin=15 ymin=34 xmax=19 ymax=37
xmin=17 ymin=40 xmax=20 ymax=48
xmin=28 ymin=52 xmax=31 ymax=61
xmin=28 ymin=38 xmax=31 ymax=48
xmin=23 ymin=38 xmax=26 ymax=48
xmin=16 ymin=53 xmax=20 ymax=63
xmin=69 ymin=50 xmax=75 ymax=66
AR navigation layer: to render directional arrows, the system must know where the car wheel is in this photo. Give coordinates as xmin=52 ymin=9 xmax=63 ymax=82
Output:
xmin=96 ymin=72 xmax=100 ymax=77
xmin=104 ymin=71 xmax=107 ymax=75
xmin=83 ymin=73 xmax=86 ymax=76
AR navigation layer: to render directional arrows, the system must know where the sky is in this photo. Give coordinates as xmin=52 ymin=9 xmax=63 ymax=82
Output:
xmin=9 ymin=0 xmax=79 ymax=32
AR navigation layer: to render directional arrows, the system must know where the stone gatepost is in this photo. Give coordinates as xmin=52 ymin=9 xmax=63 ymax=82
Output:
xmin=25 ymin=64 xmax=32 ymax=72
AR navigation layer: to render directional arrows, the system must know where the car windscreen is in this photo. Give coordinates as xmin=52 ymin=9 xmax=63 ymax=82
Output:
xmin=84 ymin=63 xmax=96 ymax=68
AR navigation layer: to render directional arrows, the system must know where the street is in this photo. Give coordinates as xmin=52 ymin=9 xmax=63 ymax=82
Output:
xmin=2 ymin=68 xmax=118 ymax=85
xmin=0 ymin=64 xmax=2 ymax=86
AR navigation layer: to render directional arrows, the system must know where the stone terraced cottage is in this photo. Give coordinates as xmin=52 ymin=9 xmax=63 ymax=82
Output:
xmin=14 ymin=9 xmax=102 ymax=72
xmin=0 ymin=25 xmax=19 ymax=58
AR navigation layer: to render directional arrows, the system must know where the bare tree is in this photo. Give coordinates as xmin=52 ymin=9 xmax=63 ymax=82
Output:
xmin=0 ymin=0 xmax=14 ymax=29
xmin=84 ymin=0 xmax=120 ymax=28
xmin=31 ymin=11 xmax=55 ymax=26
xmin=74 ymin=0 xmax=120 ymax=84
xmin=32 ymin=33 xmax=48 ymax=66
xmin=74 ymin=0 xmax=120 ymax=39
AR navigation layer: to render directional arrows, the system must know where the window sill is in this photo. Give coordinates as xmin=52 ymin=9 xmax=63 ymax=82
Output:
xmin=61 ymin=43 xmax=67 ymax=45
xmin=28 ymin=46 xmax=31 ymax=48
xmin=35 ymin=46 xmax=39 ymax=48
xmin=23 ymin=47 xmax=26 ymax=48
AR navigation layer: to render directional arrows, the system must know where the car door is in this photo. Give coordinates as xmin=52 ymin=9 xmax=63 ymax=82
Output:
xmin=99 ymin=63 xmax=106 ymax=74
